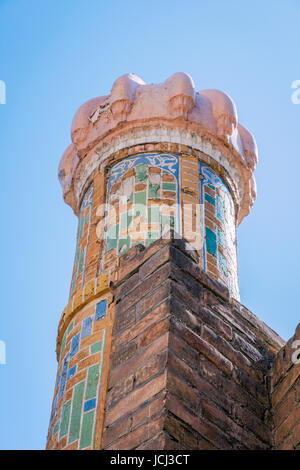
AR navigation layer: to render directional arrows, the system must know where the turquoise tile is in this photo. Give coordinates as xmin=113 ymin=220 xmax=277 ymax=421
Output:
xmin=135 ymin=191 xmax=146 ymax=205
xmin=69 ymin=381 xmax=85 ymax=443
xmin=149 ymin=183 xmax=160 ymax=198
xmin=134 ymin=191 xmax=146 ymax=217
xmin=205 ymin=193 xmax=215 ymax=206
xmin=135 ymin=164 xmax=147 ymax=182
xmin=106 ymin=224 xmax=119 ymax=251
xmin=148 ymin=206 xmax=160 ymax=224
xmin=206 ymin=227 xmax=217 ymax=256
xmin=59 ymin=400 xmax=71 ymax=439
xmin=78 ymin=248 xmax=84 ymax=274
xmin=79 ymin=410 xmax=94 ymax=449
xmin=85 ymin=364 xmax=100 ymax=400
xmin=118 ymin=237 xmax=131 ymax=254
xmin=66 ymin=321 xmax=74 ymax=337
xmin=162 ymin=182 xmax=176 ymax=191
xmin=91 ymin=341 xmax=102 ymax=354
xmin=120 ymin=212 xmax=132 ymax=230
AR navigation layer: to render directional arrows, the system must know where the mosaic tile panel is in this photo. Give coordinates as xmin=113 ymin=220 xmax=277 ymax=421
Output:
xmin=200 ymin=163 xmax=239 ymax=299
xmin=70 ymin=184 xmax=94 ymax=297
xmin=103 ymin=154 xmax=180 ymax=269
xmin=47 ymin=298 xmax=108 ymax=449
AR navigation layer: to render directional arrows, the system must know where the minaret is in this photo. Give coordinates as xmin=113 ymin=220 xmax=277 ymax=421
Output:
xmin=47 ymin=73 xmax=298 ymax=450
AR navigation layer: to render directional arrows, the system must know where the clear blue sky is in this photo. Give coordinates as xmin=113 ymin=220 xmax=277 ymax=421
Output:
xmin=0 ymin=0 xmax=299 ymax=450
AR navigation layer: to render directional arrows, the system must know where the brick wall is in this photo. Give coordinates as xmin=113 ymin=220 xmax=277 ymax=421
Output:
xmin=271 ymin=325 xmax=300 ymax=449
xmin=101 ymin=233 xmax=286 ymax=449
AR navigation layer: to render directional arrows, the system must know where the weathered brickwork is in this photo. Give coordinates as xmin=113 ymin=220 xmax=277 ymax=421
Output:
xmin=50 ymin=74 xmax=299 ymax=450
xmin=101 ymin=235 xmax=293 ymax=450
xmin=50 ymin=151 xmax=299 ymax=449
xmin=271 ymin=325 xmax=300 ymax=449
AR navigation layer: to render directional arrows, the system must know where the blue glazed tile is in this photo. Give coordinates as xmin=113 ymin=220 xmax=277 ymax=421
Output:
xmin=81 ymin=316 xmax=92 ymax=339
xmin=68 ymin=365 xmax=77 ymax=380
xmin=58 ymin=353 xmax=69 ymax=400
xmin=95 ymin=299 xmax=107 ymax=321
xmin=84 ymin=398 xmax=96 ymax=412
xmin=70 ymin=333 xmax=80 ymax=357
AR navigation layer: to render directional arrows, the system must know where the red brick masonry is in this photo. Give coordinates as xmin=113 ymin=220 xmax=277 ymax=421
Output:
xmin=272 ymin=324 xmax=300 ymax=449
xmin=101 ymin=234 xmax=299 ymax=450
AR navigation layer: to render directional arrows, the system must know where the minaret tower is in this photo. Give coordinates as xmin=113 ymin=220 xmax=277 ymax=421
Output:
xmin=47 ymin=74 xmax=297 ymax=450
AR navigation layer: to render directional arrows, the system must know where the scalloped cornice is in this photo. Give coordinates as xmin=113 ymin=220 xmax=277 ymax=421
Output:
xmin=59 ymin=73 xmax=258 ymax=225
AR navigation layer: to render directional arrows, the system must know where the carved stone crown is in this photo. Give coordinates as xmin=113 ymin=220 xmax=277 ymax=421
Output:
xmin=58 ymin=72 xmax=257 ymax=225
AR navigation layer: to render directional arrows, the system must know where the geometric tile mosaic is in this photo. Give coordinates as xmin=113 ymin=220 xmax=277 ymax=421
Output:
xmin=48 ymin=298 xmax=108 ymax=449
xmin=103 ymin=154 xmax=180 ymax=269
xmin=200 ymin=163 xmax=239 ymax=299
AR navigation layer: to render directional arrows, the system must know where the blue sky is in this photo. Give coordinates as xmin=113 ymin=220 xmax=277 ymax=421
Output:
xmin=0 ymin=0 xmax=299 ymax=450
